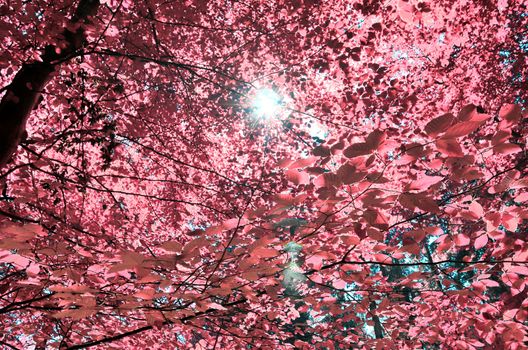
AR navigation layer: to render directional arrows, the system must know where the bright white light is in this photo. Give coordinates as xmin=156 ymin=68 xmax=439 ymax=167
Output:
xmin=307 ymin=121 xmax=328 ymax=141
xmin=252 ymin=89 xmax=281 ymax=119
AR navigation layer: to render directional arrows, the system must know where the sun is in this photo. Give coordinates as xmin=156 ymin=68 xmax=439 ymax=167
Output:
xmin=251 ymin=88 xmax=282 ymax=119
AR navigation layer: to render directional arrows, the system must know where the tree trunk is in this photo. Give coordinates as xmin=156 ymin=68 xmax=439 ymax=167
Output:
xmin=369 ymin=301 xmax=384 ymax=339
xmin=0 ymin=0 xmax=100 ymax=169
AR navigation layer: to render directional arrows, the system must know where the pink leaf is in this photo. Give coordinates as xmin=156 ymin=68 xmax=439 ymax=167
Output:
xmin=285 ymin=169 xmax=310 ymax=185
xmin=372 ymin=253 xmax=391 ymax=263
xmin=474 ymin=234 xmax=488 ymax=250
xmin=436 ymin=138 xmax=463 ymax=157
xmin=337 ymin=163 xmax=366 ymax=184
xmin=493 ymin=143 xmax=522 ymax=155
xmin=499 ymin=104 xmax=522 ymax=124
xmin=343 ymin=142 xmax=372 ymax=158
xmin=1 ymin=253 xmax=30 ymax=269
xmin=514 ymin=192 xmax=528 ymax=203
xmin=333 ymin=279 xmax=347 ymax=289
xmin=424 ymin=113 xmax=454 ymax=137
xmin=508 ymin=265 xmax=528 ymax=276
xmin=251 ymin=246 xmax=279 ymax=258
xmin=207 ymin=302 xmax=227 ymax=311
xmin=306 ymin=255 xmax=324 ymax=270
xmin=481 ymin=279 xmax=500 ymax=288
xmin=502 ymin=214 xmax=519 ymax=231
xmin=160 ymin=241 xmax=183 ymax=252
xmin=443 ymin=121 xmax=483 ymax=138
xmin=409 ymin=175 xmax=444 ymax=191
xmin=365 ymin=130 xmax=386 ymax=150
xmin=511 ymin=178 xmax=528 ymax=189
xmin=469 ymin=201 xmax=484 ymax=218
xmin=454 ymin=234 xmax=470 ymax=246
xmin=288 ymin=157 xmax=317 ymax=169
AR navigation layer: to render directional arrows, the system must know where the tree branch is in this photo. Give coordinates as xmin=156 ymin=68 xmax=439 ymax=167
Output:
xmin=0 ymin=0 xmax=100 ymax=169
xmin=66 ymin=297 xmax=250 ymax=349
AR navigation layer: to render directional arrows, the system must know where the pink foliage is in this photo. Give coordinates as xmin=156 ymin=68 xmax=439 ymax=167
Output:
xmin=0 ymin=0 xmax=527 ymax=349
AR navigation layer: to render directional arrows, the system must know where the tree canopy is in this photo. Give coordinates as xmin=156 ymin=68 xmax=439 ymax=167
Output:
xmin=0 ymin=0 xmax=527 ymax=349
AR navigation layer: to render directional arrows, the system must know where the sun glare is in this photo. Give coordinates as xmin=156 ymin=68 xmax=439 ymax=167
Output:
xmin=252 ymin=88 xmax=282 ymax=119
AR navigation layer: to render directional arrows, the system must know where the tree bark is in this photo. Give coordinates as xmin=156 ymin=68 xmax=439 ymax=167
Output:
xmin=0 ymin=0 xmax=100 ymax=169
xmin=369 ymin=301 xmax=384 ymax=339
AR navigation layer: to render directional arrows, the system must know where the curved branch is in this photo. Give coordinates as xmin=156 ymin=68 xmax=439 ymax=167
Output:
xmin=0 ymin=0 xmax=100 ymax=169
xmin=66 ymin=296 xmax=250 ymax=349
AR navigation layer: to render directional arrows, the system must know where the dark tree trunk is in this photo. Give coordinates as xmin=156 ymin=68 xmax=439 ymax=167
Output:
xmin=369 ymin=301 xmax=384 ymax=339
xmin=0 ymin=0 xmax=100 ymax=169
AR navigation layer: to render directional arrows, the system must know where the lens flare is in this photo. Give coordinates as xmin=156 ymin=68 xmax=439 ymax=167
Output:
xmin=252 ymin=89 xmax=281 ymax=119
